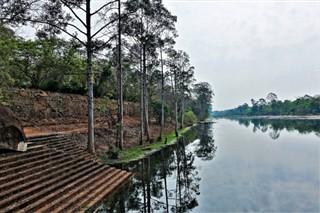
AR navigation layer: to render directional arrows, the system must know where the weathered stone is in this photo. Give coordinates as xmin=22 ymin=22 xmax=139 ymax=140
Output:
xmin=0 ymin=104 xmax=27 ymax=151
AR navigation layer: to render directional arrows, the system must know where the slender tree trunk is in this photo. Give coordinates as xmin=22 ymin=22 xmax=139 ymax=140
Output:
xmin=86 ymin=0 xmax=95 ymax=154
xmin=180 ymin=91 xmax=185 ymax=129
xmin=117 ymin=0 xmax=123 ymax=149
xmin=159 ymin=47 xmax=164 ymax=140
xmin=142 ymin=44 xmax=150 ymax=141
xmin=175 ymin=100 xmax=178 ymax=137
xmin=174 ymin=74 xmax=178 ymax=137
xmin=140 ymin=46 xmax=144 ymax=145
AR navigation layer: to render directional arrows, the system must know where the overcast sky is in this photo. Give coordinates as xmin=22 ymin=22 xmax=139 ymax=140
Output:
xmin=163 ymin=0 xmax=320 ymax=110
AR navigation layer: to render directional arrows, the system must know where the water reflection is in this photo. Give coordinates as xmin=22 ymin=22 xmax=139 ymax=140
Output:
xmin=95 ymin=124 xmax=216 ymax=213
xmin=193 ymin=124 xmax=217 ymax=160
xmin=236 ymin=118 xmax=320 ymax=140
xmin=95 ymin=120 xmax=319 ymax=212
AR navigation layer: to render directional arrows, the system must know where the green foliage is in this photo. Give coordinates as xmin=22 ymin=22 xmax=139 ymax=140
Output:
xmin=213 ymin=94 xmax=320 ymax=116
xmin=184 ymin=109 xmax=197 ymax=126
xmin=0 ymin=88 xmax=10 ymax=106
xmin=106 ymin=147 xmax=120 ymax=159
xmin=150 ymin=99 xmax=171 ymax=124
xmin=0 ymin=33 xmax=87 ymax=93
xmin=95 ymin=97 xmax=117 ymax=128
xmin=94 ymin=63 xmax=116 ymax=98
xmin=192 ymin=82 xmax=214 ymax=121
xmin=100 ymin=127 xmax=190 ymax=164
xmin=123 ymin=65 xmax=140 ymax=102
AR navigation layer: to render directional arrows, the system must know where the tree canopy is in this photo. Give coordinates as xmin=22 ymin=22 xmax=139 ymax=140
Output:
xmin=213 ymin=93 xmax=320 ymax=117
xmin=1 ymin=0 xmax=214 ymax=152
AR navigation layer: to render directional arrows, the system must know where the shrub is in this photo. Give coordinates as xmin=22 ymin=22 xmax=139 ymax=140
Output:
xmin=106 ymin=147 xmax=120 ymax=159
xmin=184 ymin=109 xmax=197 ymax=126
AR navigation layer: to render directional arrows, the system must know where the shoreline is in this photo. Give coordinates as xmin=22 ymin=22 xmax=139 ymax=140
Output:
xmin=100 ymin=124 xmax=196 ymax=165
xmin=214 ymin=115 xmax=320 ymax=120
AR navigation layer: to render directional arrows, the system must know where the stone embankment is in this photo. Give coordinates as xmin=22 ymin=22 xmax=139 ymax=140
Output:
xmin=4 ymin=88 xmax=139 ymax=127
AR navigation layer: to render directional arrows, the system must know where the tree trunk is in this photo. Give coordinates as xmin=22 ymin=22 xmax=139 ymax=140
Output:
xmin=142 ymin=44 xmax=150 ymax=141
xmin=139 ymin=45 xmax=144 ymax=145
xmin=117 ymin=0 xmax=123 ymax=149
xmin=174 ymin=73 xmax=178 ymax=137
xmin=159 ymin=47 xmax=164 ymax=140
xmin=180 ymin=91 xmax=184 ymax=129
xmin=86 ymin=0 xmax=95 ymax=154
xmin=175 ymin=100 xmax=178 ymax=137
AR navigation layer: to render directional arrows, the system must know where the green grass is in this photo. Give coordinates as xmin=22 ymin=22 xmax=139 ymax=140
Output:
xmin=100 ymin=126 xmax=190 ymax=165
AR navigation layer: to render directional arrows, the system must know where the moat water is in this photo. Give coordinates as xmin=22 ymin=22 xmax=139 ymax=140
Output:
xmin=95 ymin=118 xmax=320 ymax=212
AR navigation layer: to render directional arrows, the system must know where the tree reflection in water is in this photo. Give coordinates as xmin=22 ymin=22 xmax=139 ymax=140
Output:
xmin=95 ymin=124 xmax=217 ymax=213
xmin=192 ymin=124 xmax=217 ymax=161
xmin=236 ymin=118 xmax=320 ymax=140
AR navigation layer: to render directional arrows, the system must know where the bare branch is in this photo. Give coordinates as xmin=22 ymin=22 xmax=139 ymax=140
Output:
xmin=66 ymin=22 xmax=86 ymax=36
xmin=60 ymin=0 xmax=87 ymax=28
xmin=93 ymin=6 xmax=117 ymax=27
xmin=91 ymin=0 xmax=117 ymax=16
xmin=62 ymin=0 xmax=86 ymax=13
xmin=91 ymin=17 xmax=118 ymax=39
xmin=26 ymin=18 xmax=86 ymax=46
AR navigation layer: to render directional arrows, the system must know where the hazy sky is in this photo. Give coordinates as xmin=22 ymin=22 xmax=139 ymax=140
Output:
xmin=163 ymin=0 xmax=320 ymax=110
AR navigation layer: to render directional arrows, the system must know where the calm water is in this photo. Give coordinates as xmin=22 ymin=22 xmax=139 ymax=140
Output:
xmin=96 ymin=118 xmax=320 ymax=213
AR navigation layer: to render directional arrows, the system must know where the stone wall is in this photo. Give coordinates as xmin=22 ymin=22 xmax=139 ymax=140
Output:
xmin=3 ymin=88 xmax=139 ymax=126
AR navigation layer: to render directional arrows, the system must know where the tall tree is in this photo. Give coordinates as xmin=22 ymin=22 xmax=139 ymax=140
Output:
xmin=157 ymin=37 xmax=176 ymax=140
xmin=0 ymin=0 xmax=37 ymax=27
xmin=117 ymin=0 xmax=124 ymax=149
xmin=122 ymin=0 xmax=177 ymax=143
xmin=3 ymin=0 xmax=120 ymax=154
xmin=193 ymin=82 xmax=214 ymax=121
xmin=167 ymin=49 xmax=194 ymax=136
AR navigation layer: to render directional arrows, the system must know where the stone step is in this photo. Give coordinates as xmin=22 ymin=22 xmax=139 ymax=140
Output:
xmin=53 ymin=169 xmax=126 ymax=213
xmin=0 ymin=158 xmax=93 ymax=200
xmin=0 ymin=160 xmax=101 ymax=211
xmin=47 ymin=141 xmax=76 ymax=150
xmin=75 ymin=172 xmax=132 ymax=213
xmin=62 ymin=145 xmax=84 ymax=153
xmin=0 ymin=153 xmax=74 ymax=185
xmin=0 ymin=147 xmax=52 ymax=164
xmin=68 ymin=149 xmax=93 ymax=158
xmin=26 ymin=134 xmax=64 ymax=142
xmin=24 ymin=166 xmax=114 ymax=213
xmin=0 ymin=151 xmax=67 ymax=177
xmin=27 ymin=137 xmax=67 ymax=145
xmin=26 ymin=144 xmax=46 ymax=150
xmin=0 ymin=156 xmax=84 ymax=193
xmin=0 ymin=148 xmax=57 ymax=170
xmin=27 ymin=138 xmax=71 ymax=148
xmin=0 ymin=133 xmax=132 ymax=212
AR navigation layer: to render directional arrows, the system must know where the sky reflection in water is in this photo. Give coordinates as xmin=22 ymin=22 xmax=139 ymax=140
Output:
xmin=97 ymin=119 xmax=320 ymax=213
xmin=196 ymin=119 xmax=319 ymax=212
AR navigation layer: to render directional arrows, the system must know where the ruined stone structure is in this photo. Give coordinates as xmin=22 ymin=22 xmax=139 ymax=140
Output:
xmin=0 ymin=104 xmax=27 ymax=151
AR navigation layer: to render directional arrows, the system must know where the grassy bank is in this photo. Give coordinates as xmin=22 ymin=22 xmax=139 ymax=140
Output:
xmin=100 ymin=126 xmax=191 ymax=165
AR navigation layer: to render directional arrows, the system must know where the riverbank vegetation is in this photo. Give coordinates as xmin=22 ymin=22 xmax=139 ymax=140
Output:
xmin=213 ymin=93 xmax=319 ymax=117
xmin=101 ymin=126 xmax=190 ymax=164
xmin=0 ymin=0 xmax=214 ymax=154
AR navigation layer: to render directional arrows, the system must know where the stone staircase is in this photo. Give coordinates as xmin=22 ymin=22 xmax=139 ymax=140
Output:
xmin=0 ymin=134 xmax=132 ymax=213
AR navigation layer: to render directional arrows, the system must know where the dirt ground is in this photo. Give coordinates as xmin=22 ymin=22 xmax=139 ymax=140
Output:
xmin=24 ymin=116 xmax=174 ymax=155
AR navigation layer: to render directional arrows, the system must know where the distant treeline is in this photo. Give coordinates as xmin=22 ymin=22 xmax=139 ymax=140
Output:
xmin=213 ymin=93 xmax=320 ymax=116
